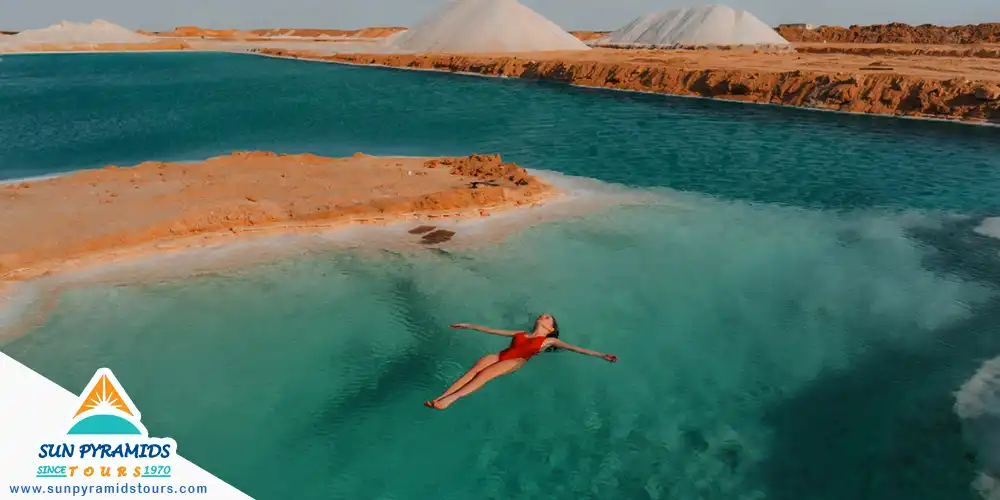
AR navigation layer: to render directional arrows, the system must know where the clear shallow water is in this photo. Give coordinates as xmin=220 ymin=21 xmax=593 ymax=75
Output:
xmin=3 ymin=52 xmax=1000 ymax=499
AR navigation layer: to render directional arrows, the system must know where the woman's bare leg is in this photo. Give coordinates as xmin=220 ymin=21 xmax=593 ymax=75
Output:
xmin=427 ymin=354 xmax=498 ymax=404
xmin=433 ymin=359 xmax=525 ymax=410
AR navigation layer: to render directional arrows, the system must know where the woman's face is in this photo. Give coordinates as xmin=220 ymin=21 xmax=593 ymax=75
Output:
xmin=535 ymin=314 xmax=555 ymax=332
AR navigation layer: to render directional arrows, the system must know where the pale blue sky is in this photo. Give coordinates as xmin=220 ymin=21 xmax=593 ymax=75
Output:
xmin=0 ymin=0 xmax=996 ymax=32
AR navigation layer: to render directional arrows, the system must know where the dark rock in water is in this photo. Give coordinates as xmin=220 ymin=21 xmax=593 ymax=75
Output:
xmin=408 ymin=225 xmax=436 ymax=234
xmin=681 ymin=428 xmax=709 ymax=453
xmin=718 ymin=442 xmax=744 ymax=472
xmin=420 ymin=229 xmax=456 ymax=245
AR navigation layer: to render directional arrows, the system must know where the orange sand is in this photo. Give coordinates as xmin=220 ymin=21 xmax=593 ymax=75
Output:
xmin=250 ymin=26 xmax=406 ymax=38
xmin=571 ymin=31 xmax=609 ymax=42
xmin=141 ymin=26 xmax=406 ymax=40
xmin=0 ymin=39 xmax=191 ymax=53
xmin=139 ymin=26 xmax=255 ymax=39
xmin=776 ymin=22 xmax=1000 ymax=44
xmin=792 ymin=42 xmax=1000 ymax=59
xmin=0 ymin=152 xmax=554 ymax=282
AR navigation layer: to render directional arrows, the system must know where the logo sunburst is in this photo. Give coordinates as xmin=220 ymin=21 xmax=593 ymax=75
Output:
xmin=73 ymin=374 xmax=134 ymax=418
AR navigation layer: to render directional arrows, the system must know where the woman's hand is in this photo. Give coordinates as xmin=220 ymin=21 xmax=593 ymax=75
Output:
xmin=602 ymin=354 xmax=618 ymax=363
xmin=450 ymin=323 xmax=472 ymax=329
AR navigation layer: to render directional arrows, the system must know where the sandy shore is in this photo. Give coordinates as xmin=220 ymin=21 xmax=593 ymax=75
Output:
xmin=137 ymin=26 xmax=406 ymax=40
xmin=253 ymin=46 xmax=1000 ymax=123
xmin=0 ymin=39 xmax=192 ymax=53
xmin=0 ymin=152 xmax=554 ymax=283
xmin=793 ymin=42 xmax=1000 ymax=59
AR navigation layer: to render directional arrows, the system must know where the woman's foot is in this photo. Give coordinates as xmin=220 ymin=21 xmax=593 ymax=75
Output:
xmin=433 ymin=396 xmax=457 ymax=410
xmin=423 ymin=400 xmax=445 ymax=410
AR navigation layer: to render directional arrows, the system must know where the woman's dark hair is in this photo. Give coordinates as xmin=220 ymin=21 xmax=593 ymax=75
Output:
xmin=544 ymin=316 xmax=560 ymax=352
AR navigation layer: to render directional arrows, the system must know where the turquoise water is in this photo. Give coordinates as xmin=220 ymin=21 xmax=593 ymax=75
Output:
xmin=3 ymin=52 xmax=1000 ymax=499
xmin=3 ymin=52 xmax=1000 ymax=210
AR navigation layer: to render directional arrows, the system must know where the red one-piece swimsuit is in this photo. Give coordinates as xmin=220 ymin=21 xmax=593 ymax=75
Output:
xmin=498 ymin=332 xmax=548 ymax=361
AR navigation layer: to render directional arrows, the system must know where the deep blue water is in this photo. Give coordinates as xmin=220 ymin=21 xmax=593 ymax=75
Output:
xmin=3 ymin=51 xmax=1000 ymax=500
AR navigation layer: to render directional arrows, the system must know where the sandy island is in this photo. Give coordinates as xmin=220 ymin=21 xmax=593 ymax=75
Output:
xmin=0 ymin=152 xmax=554 ymax=283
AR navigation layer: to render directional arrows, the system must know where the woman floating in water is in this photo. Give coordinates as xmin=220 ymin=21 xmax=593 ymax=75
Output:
xmin=424 ymin=314 xmax=617 ymax=410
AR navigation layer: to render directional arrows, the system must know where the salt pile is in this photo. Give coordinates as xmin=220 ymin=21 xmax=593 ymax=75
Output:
xmin=596 ymin=4 xmax=789 ymax=48
xmin=387 ymin=0 xmax=589 ymax=53
xmin=0 ymin=20 xmax=152 ymax=48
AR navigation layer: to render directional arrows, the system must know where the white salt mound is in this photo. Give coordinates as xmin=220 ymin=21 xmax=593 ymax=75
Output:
xmin=1 ymin=20 xmax=152 ymax=48
xmin=387 ymin=0 xmax=589 ymax=53
xmin=597 ymin=4 xmax=789 ymax=48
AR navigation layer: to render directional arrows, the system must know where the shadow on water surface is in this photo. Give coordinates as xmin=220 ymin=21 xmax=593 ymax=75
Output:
xmin=311 ymin=273 xmax=446 ymax=430
xmin=908 ymin=216 xmax=1000 ymax=285
xmin=757 ymin=217 xmax=1000 ymax=500
xmin=309 ymin=251 xmax=536 ymax=433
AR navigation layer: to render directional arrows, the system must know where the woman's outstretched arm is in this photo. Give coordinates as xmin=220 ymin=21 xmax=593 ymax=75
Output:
xmin=549 ymin=339 xmax=618 ymax=362
xmin=450 ymin=323 xmax=519 ymax=336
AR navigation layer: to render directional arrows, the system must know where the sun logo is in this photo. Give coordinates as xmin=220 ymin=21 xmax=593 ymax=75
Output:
xmin=67 ymin=368 xmax=148 ymax=436
xmin=74 ymin=374 xmax=134 ymax=418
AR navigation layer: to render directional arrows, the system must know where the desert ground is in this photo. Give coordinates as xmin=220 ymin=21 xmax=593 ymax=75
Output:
xmin=0 ymin=152 xmax=552 ymax=282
